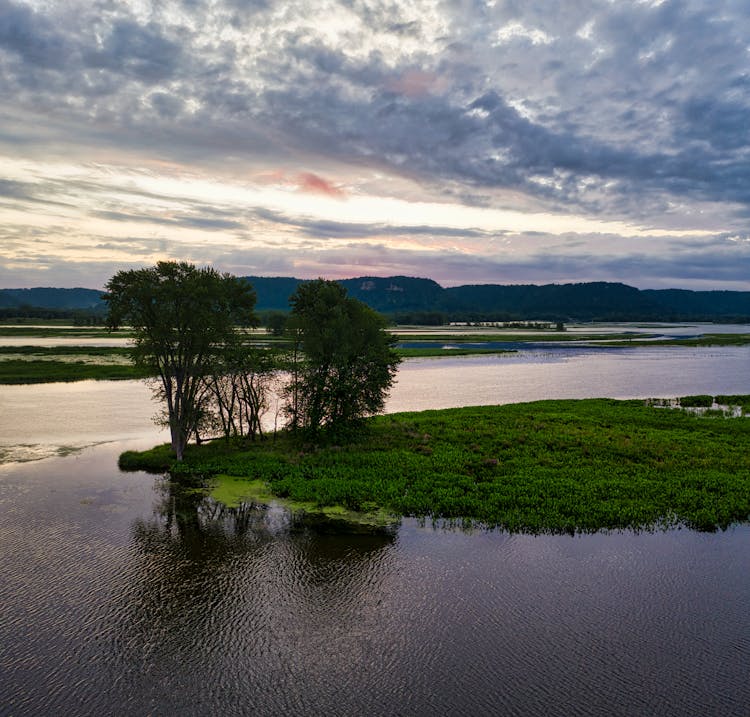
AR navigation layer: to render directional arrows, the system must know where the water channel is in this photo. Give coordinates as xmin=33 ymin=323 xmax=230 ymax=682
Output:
xmin=1 ymin=334 xmax=749 ymax=714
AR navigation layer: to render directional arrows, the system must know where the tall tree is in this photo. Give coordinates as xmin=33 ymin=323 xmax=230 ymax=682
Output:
xmin=103 ymin=261 xmax=256 ymax=460
xmin=284 ymin=279 xmax=400 ymax=434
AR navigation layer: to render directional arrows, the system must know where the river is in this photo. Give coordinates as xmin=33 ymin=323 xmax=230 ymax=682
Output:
xmin=2 ymin=343 xmax=749 ymax=463
xmin=1 ymin=339 xmax=749 ymax=715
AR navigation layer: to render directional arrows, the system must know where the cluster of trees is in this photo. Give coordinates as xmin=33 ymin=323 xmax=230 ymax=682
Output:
xmin=104 ymin=262 xmax=400 ymax=460
xmin=0 ymin=306 xmax=105 ymax=324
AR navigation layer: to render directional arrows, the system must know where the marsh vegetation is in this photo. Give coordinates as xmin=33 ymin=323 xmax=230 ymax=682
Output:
xmin=121 ymin=397 xmax=750 ymax=534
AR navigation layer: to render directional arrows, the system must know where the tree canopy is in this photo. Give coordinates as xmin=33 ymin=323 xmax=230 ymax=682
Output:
xmin=103 ymin=261 xmax=257 ymax=459
xmin=284 ymin=279 xmax=400 ymax=435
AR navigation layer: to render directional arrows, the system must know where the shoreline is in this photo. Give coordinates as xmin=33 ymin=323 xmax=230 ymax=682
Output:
xmin=119 ymin=398 xmax=750 ymax=535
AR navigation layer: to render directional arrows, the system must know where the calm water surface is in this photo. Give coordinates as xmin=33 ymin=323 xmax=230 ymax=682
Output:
xmin=3 ymin=344 xmax=749 ymax=463
xmin=1 ymin=341 xmax=750 ymax=715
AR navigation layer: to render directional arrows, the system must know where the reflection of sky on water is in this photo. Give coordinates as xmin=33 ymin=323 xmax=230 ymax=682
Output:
xmin=2 ymin=341 xmax=749 ymax=465
xmin=387 ymin=345 xmax=750 ymax=414
xmin=0 ymin=380 xmax=166 ymax=465
xmin=564 ymin=322 xmax=750 ymax=336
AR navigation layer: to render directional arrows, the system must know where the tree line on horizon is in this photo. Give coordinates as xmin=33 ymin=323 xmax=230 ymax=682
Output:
xmin=3 ymin=276 xmax=750 ymax=323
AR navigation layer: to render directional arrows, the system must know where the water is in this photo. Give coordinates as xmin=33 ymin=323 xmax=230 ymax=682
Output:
xmin=0 ymin=381 xmax=164 ymax=463
xmin=2 ymin=344 xmax=749 ymax=464
xmin=1 ymin=340 xmax=750 ymax=714
xmin=388 ymin=345 xmax=750 ymax=413
xmin=1 ymin=442 xmax=749 ymax=715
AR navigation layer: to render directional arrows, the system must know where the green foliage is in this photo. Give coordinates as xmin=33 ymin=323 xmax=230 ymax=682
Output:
xmin=0 ymin=346 xmax=131 ymax=357
xmin=119 ymin=444 xmax=176 ymax=471
xmin=715 ymin=394 xmax=750 ymax=410
xmin=260 ymin=310 xmax=288 ymax=336
xmin=0 ymin=326 xmax=133 ymax=338
xmin=123 ymin=399 xmax=750 ymax=534
xmin=678 ymin=395 xmax=714 ymax=407
xmin=104 ymin=261 xmax=257 ymax=459
xmin=0 ymin=359 xmax=149 ymax=384
xmin=284 ymin=279 xmax=401 ymax=435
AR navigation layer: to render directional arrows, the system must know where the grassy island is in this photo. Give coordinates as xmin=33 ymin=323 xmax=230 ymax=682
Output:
xmin=120 ymin=398 xmax=750 ymax=534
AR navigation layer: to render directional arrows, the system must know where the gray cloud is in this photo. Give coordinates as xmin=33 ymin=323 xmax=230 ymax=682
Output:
xmin=250 ymin=207 xmax=492 ymax=240
xmin=2 ymin=0 xmax=750 ymax=289
xmin=92 ymin=210 xmax=245 ymax=231
xmin=2 ymin=0 xmax=747 ymax=214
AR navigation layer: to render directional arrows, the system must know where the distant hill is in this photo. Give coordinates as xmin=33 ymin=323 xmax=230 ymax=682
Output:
xmin=340 ymin=276 xmax=444 ymax=312
xmin=2 ymin=278 xmax=750 ymax=322
xmin=241 ymin=276 xmax=304 ymax=311
xmin=641 ymin=289 xmax=750 ymax=322
xmin=441 ymin=282 xmax=664 ymax=321
xmin=0 ymin=287 xmax=105 ymax=310
xmin=250 ymin=277 xmax=750 ymax=322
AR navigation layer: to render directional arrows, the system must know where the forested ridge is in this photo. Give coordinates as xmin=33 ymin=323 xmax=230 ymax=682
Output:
xmin=3 ymin=277 xmax=750 ymax=322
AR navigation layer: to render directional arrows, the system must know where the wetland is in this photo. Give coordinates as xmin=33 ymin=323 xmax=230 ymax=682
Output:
xmin=2 ymin=323 xmax=750 ymax=715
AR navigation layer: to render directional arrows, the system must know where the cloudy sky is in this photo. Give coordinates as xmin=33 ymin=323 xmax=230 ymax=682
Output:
xmin=1 ymin=0 xmax=749 ymax=290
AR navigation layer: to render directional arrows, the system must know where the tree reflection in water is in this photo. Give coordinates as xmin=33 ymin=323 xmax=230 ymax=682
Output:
xmin=109 ymin=479 xmax=398 ymax=713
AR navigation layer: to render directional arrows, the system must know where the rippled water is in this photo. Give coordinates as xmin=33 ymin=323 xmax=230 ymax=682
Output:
xmin=1 ymin=443 xmax=749 ymax=716
xmin=2 ymin=339 xmax=750 ymax=714
xmin=0 ymin=380 xmax=164 ymax=463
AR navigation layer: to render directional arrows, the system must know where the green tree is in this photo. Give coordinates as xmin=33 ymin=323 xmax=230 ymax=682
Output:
xmin=284 ymin=279 xmax=400 ymax=435
xmin=103 ymin=261 xmax=257 ymax=460
xmin=262 ymin=310 xmax=288 ymax=336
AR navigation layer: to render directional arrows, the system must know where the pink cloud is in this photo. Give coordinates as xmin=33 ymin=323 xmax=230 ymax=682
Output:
xmin=255 ymin=169 xmax=345 ymax=197
xmin=295 ymin=172 xmax=345 ymax=197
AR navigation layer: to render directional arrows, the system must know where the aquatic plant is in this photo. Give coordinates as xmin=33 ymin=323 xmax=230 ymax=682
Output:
xmin=121 ymin=399 xmax=750 ymax=534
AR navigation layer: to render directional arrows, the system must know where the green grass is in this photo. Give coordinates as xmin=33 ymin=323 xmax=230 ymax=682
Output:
xmin=0 ymin=346 xmax=131 ymax=356
xmin=0 ymin=359 xmax=150 ymax=383
xmin=397 ymin=347 xmax=516 ymax=358
xmin=607 ymin=334 xmax=750 ymax=347
xmin=0 ymin=326 xmax=135 ymax=338
xmin=120 ymin=399 xmax=750 ymax=534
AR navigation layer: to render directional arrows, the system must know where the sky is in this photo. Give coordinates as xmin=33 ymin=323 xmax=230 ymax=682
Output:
xmin=1 ymin=0 xmax=749 ymax=291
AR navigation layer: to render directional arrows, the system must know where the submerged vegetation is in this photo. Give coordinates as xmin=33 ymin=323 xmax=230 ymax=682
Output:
xmin=120 ymin=398 xmax=750 ymax=534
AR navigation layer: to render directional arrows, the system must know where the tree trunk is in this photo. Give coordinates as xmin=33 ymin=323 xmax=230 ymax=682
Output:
xmin=171 ymin=423 xmax=186 ymax=461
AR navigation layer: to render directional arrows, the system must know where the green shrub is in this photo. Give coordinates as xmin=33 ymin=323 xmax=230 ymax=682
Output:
xmin=678 ymin=394 xmax=713 ymax=408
